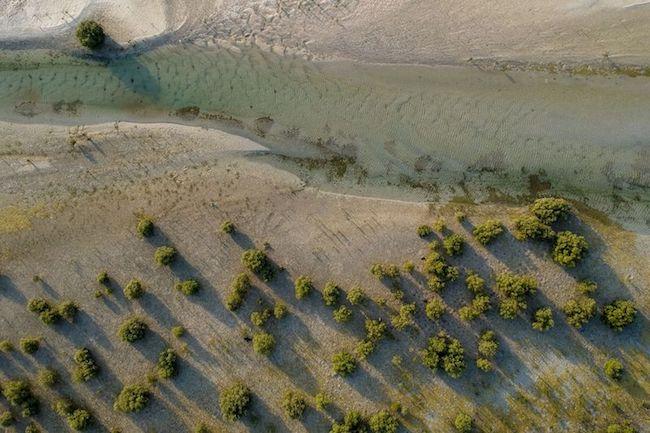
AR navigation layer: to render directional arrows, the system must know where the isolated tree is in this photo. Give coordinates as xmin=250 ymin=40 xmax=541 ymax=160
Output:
xmin=530 ymin=197 xmax=571 ymax=224
xmin=602 ymin=300 xmax=637 ymax=331
xmin=219 ymin=383 xmax=251 ymax=421
xmin=76 ymin=20 xmax=105 ymax=49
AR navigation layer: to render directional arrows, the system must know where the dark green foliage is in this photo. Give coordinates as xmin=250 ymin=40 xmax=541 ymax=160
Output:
xmin=370 ymin=263 xmax=400 ymax=279
xmin=417 ymin=225 xmax=433 ymax=237
xmin=154 ymin=246 xmax=177 ymax=266
xmin=25 ymin=422 xmax=41 ymax=433
xmin=422 ymin=331 xmax=466 ymax=378
xmin=576 ymin=280 xmax=597 ymax=295
xmin=552 ymin=231 xmax=588 ymax=267
xmin=175 ymin=279 xmax=200 ymax=296
xmin=252 ymin=332 xmax=275 ymax=355
xmin=20 ymin=337 xmax=40 ymax=354
xmin=38 ymin=368 xmax=59 ymax=387
xmin=226 ymin=273 xmax=251 ymax=311
xmin=54 ymin=400 xmax=92 ymax=431
xmin=356 ymin=319 xmax=387 ymax=360
xmin=96 ymin=271 xmax=109 ymax=285
xmin=194 ymin=423 xmax=213 ymax=433
xmin=157 ymin=348 xmax=178 ymax=379
xmin=124 ymin=279 xmax=144 ymax=299
xmin=220 ymin=220 xmax=235 ymax=234
xmin=322 ymin=281 xmax=341 ymax=306
xmin=453 ymin=413 xmax=473 ymax=432
xmin=220 ymin=383 xmax=251 ymax=421
xmin=73 ymin=348 xmax=99 ymax=382
xmin=602 ymin=300 xmax=637 ymax=331
xmin=113 ymin=384 xmax=150 ymax=412
xmin=39 ymin=308 xmax=61 ymax=325
xmin=1 ymin=379 xmax=39 ymax=417
xmin=425 ymin=298 xmax=445 ymax=321
xmin=294 ymin=275 xmax=313 ymax=299
xmin=57 ymin=301 xmax=79 ymax=321
xmin=495 ymin=272 xmax=537 ymax=319
xmin=391 ymin=303 xmax=416 ymax=330
xmin=0 ymin=411 xmax=14 ymax=427
xmin=118 ymin=317 xmax=148 ymax=343
xmin=281 ymin=390 xmax=307 ymax=419
xmin=531 ymin=307 xmax=554 ymax=332
xmin=513 ymin=215 xmax=555 ymax=241
xmin=241 ymin=249 xmax=274 ymax=281
xmin=563 ymin=297 xmax=596 ymax=329
xmin=332 ymin=351 xmax=357 ymax=376
xmin=333 ymin=305 xmax=353 ymax=323
xmin=473 ymin=219 xmax=504 ymax=245
xmin=330 ymin=410 xmax=367 ymax=433
xmin=442 ymin=233 xmax=464 ymax=256
xmin=251 ymin=309 xmax=271 ymax=327
xmin=465 ymin=272 xmax=485 ymax=294
xmin=604 ymin=358 xmax=624 ymax=380
xmin=369 ymin=410 xmax=399 ymax=433
xmin=458 ymin=294 xmax=490 ymax=321
xmin=136 ymin=216 xmax=154 ymax=237
xmin=27 ymin=298 xmax=51 ymax=313
xmin=530 ymin=197 xmax=571 ymax=224
xmin=28 ymin=297 xmax=78 ymax=324
xmin=75 ymin=20 xmax=105 ymax=49
xmin=422 ymin=251 xmax=459 ymax=292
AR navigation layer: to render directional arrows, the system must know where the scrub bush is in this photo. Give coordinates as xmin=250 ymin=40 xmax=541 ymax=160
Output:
xmin=432 ymin=219 xmax=446 ymax=232
xmin=294 ymin=275 xmax=313 ymax=299
xmin=552 ymin=231 xmax=588 ymax=267
xmin=252 ymin=332 xmax=275 ymax=355
xmin=273 ymin=303 xmax=288 ymax=319
xmin=606 ymin=423 xmax=636 ymax=433
xmin=113 ymin=384 xmax=149 ymax=413
xmin=495 ymin=272 xmax=537 ymax=319
xmin=322 ymin=282 xmax=341 ymax=306
xmin=76 ymin=20 xmax=105 ymax=49
xmin=281 ymin=390 xmax=307 ymax=419
xmin=154 ymin=246 xmax=177 ymax=266
xmin=473 ymin=219 xmax=504 ymax=245
xmin=458 ymin=294 xmax=490 ymax=321
xmin=347 ymin=286 xmax=366 ymax=305
xmin=220 ymin=220 xmax=235 ymax=234
xmin=124 ymin=279 xmax=144 ymax=299
xmin=2 ymin=379 xmax=39 ymax=417
xmin=333 ymin=306 xmax=353 ymax=323
xmin=241 ymin=249 xmax=274 ymax=281
xmin=531 ymin=307 xmax=554 ymax=331
xmin=417 ymin=225 xmax=432 ymax=237
xmin=422 ymin=332 xmax=466 ymax=378
xmin=453 ymin=413 xmax=473 ymax=432
xmin=0 ymin=411 xmax=13 ymax=427
xmin=513 ymin=215 xmax=555 ymax=241
xmin=391 ymin=303 xmax=416 ymax=330
xmin=250 ymin=309 xmax=271 ymax=327
xmin=97 ymin=271 xmax=109 ymax=284
xmin=602 ymin=300 xmax=637 ymax=331
xmin=157 ymin=348 xmax=178 ymax=379
xmin=425 ymin=298 xmax=445 ymax=321
xmin=443 ymin=233 xmax=464 ymax=256
xmin=20 ymin=337 xmax=40 ymax=354
xmin=576 ymin=280 xmax=597 ymax=295
xmin=315 ymin=392 xmax=332 ymax=411
xmin=175 ymin=279 xmax=200 ymax=296
xmin=226 ymin=273 xmax=251 ymax=311
xmin=604 ymin=358 xmax=624 ymax=380
xmin=118 ymin=317 xmax=148 ymax=343
xmin=38 ymin=368 xmax=59 ymax=387
xmin=465 ymin=272 xmax=485 ymax=294
xmin=563 ymin=297 xmax=596 ymax=329
xmin=136 ymin=216 xmax=154 ymax=237
xmin=171 ymin=326 xmax=185 ymax=338
xmin=331 ymin=411 xmax=367 ymax=433
xmin=369 ymin=410 xmax=399 ymax=433
xmin=219 ymin=383 xmax=251 ymax=421
xmin=57 ymin=301 xmax=79 ymax=321
xmin=332 ymin=351 xmax=357 ymax=376
xmin=530 ymin=197 xmax=571 ymax=224
xmin=73 ymin=348 xmax=99 ymax=382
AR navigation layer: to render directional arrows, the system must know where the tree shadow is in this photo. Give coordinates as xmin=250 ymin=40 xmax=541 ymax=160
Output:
xmin=0 ymin=274 xmax=27 ymax=305
xmin=59 ymin=310 xmax=114 ymax=351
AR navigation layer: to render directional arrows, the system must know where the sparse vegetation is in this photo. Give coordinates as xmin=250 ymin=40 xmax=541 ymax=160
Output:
xmin=171 ymin=326 xmax=185 ymax=338
xmin=136 ymin=216 xmax=154 ymax=237
xmin=1 ymin=379 xmax=39 ymax=417
xmin=322 ymin=281 xmax=341 ymax=306
xmin=443 ymin=233 xmax=464 ymax=255
xmin=530 ymin=197 xmax=571 ymax=225
xmin=531 ymin=307 xmax=554 ymax=331
xmin=220 ymin=220 xmax=235 ymax=234
xmin=226 ymin=273 xmax=251 ymax=311
xmin=157 ymin=348 xmax=178 ymax=379
xmin=124 ymin=278 xmax=145 ymax=299
xmin=417 ymin=225 xmax=432 ymax=237
xmin=175 ymin=279 xmax=200 ymax=296
xmin=281 ymin=390 xmax=307 ymax=419
xmin=370 ymin=263 xmax=400 ymax=279
xmin=604 ymin=358 xmax=624 ymax=380
xmin=473 ymin=219 xmax=504 ymax=245
xmin=606 ymin=423 xmax=636 ymax=433
xmin=73 ymin=348 xmax=100 ymax=382
xmin=294 ymin=275 xmax=313 ymax=299
xmin=563 ymin=296 xmax=597 ymax=329
xmin=76 ymin=20 xmax=105 ymax=49
xmin=118 ymin=317 xmax=148 ymax=343
xmin=113 ymin=384 xmax=150 ymax=413
xmin=552 ymin=231 xmax=588 ymax=267
xmin=252 ymin=331 xmax=275 ymax=355
xmin=602 ymin=300 xmax=637 ymax=331
xmin=422 ymin=331 xmax=466 ymax=378
xmin=154 ymin=246 xmax=177 ymax=266
xmin=220 ymin=383 xmax=251 ymax=421
xmin=332 ymin=351 xmax=357 ymax=376
xmin=241 ymin=249 xmax=274 ymax=281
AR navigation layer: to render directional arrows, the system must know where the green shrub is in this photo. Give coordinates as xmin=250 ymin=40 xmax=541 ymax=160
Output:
xmin=563 ymin=297 xmax=596 ymax=329
xmin=76 ymin=20 xmax=105 ymax=49
xmin=422 ymin=251 xmax=459 ymax=291
xmin=171 ymin=326 xmax=185 ymax=338
xmin=455 ymin=210 xmax=467 ymax=222
xmin=499 ymin=297 xmax=526 ymax=320
xmin=425 ymin=298 xmax=445 ymax=321
xmin=347 ymin=286 xmax=366 ymax=305
xmin=314 ymin=392 xmax=331 ymax=411
xmin=391 ymin=303 xmax=416 ymax=330
xmin=604 ymin=358 xmax=624 ymax=380
xmin=369 ymin=410 xmax=399 ymax=433
xmin=294 ymin=275 xmax=313 ymax=299
xmin=0 ymin=411 xmax=14 ymax=427
xmin=136 ymin=216 xmax=154 ymax=237
xmin=416 ymin=225 xmax=432 ymax=237
xmin=25 ymin=422 xmax=41 ymax=433
xmin=39 ymin=308 xmax=61 ymax=325
xmin=175 ymin=279 xmax=199 ymax=296
xmin=28 ymin=297 xmax=51 ymax=313
xmin=194 ymin=423 xmax=213 ymax=433
xmin=20 ymin=337 xmax=40 ymax=354
xmin=370 ymin=263 xmax=400 ymax=279
xmin=365 ymin=319 xmax=387 ymax=342
xmin=252 ymin=332 xmax=275 ymax=355
xmin=465 ymin=272 xmax=485 ymax=294
xmin=273 ymin=303 xmax=288 ymax=319
xmin=552 ymin=231 xmax=588 ymax=267
xmin=73 ymin=347 xmax=100 ymax=382
xmin=606 ymin=423 xmax=636 ymax=433
xmin=422 ymin=332 xmax=466 ymax=378
xmin=38 ymin=368 xmax=59 ymax=387
xmin=154 ymin=246 xmax=177 ymax=266
xmin=226 ymin=273 xmax=251 ymax=311
xmin=576 ymin=280 xmax=597 ymax=295
xmin=113 ymin=384 xmax=149 ymax=412
xmin=322 ymin=281 xmax=341 ymax=306
xmin=118 ymin=317 xmax=148 ymax=343
xmin=496 ymin=272 xmax=537 ymax=319
xmin=333 ymin=306 xmax=353 ymax=323
xmin=476 ymin=357 xmax=492 ymax=372
xmin=473 ymin=219 xmax=504 ymax=245
xmin=251 ymin=309 xmax=271 ymax=327
xmin=55 ymin=401 xmax=92 ymax=431
xmin=402 ymin=260 xmax=415 ymax=273
xmin=220 ymin=220 xmax=235 ymax=234
xmin=531 ymin=307 xmax=554 ymax=331
xmin=97 ymin=271 xmax=109 ymax=285
xmin=281 ymin=390 xmax=307 ymax=419
xmin=513 ymin=215 xmax=555 ymax=241
xmin=530 ymin=197 xmax=571 ymax=224
xmin=241 ymin=249 xmax=274 ymax=281
xmin=477 ymin=330 xmax=498 ymax=359
xmin=332 ymin=351 xmax=357 ymax=376
xmin=459 ymin=294 xmax=490 ymax=321
xmin=432 ymin=218 xmax=446 ymax=232
xmin=443 ymin=233 xmax=464 ymax=256
xmin=0 ymin=339 xmax=14 ymax=352
xmin=355 ymin=339 xmax=376 ymax=360
xmin=2 ymin=379 xmax=39 ymax=417
xmin=157 ymin=348 xmax=178 ymax=379
xmin=57 ymin=301 xmax=79 ymax=320
xmin=453 ymin=412 xmax=473 ymax=432
xmin=220 ymin=383 xmax=251 ymax=421
xmin=602 ymin=300 xmax=637 ymax=331
xmin=331 ymin=411 xmax=367 ymax=433
xmin=124 ymin=279 xmax=144 ymax=300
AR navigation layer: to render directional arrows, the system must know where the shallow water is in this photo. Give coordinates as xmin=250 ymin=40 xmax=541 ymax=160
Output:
xmin=0 ymin=45 xmax=648 ymax=227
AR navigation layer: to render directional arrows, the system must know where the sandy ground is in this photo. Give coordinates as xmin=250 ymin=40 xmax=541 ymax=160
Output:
xmin=2 ymin=0 xmax=650 ymax=65
xmin=0 ymin=121 xmax=647 ymax=432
